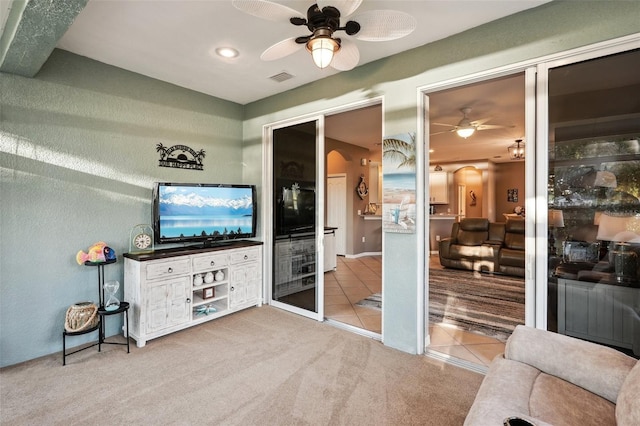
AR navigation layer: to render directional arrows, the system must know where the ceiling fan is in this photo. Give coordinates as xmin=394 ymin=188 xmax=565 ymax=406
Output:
xmin=431 ymin=107 xmax=513 ymax=138
xmin=232 ymin=0 xmax=416 ymax=70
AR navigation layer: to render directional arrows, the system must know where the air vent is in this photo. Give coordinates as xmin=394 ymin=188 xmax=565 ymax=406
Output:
xmin=269 ymin=72 xmax=294 ymax=83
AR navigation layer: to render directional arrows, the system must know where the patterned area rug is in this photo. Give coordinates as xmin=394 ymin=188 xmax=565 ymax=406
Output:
xmin=355 ymin=293 xmax=382 ymax=310
xmin=429 ymin=268 xmax=525 ymax=341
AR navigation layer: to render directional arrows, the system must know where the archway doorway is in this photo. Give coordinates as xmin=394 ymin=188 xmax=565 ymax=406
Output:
xmin=323 ymin=104 xmax=383 ymax=337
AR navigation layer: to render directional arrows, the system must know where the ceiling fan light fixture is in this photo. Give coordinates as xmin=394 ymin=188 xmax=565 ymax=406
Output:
xmin=306 ymin=33 xmax=340 ymax=69
xmin=508 ymin=139 xmax=525 ymax=160
xmin=456 ymin=126 xmax=475 ymax=138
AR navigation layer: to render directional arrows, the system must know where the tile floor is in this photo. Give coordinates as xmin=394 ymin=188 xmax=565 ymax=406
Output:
xmin=428 ymin=323 xmax=505 ymax=367
xmin=324 ymin=256 xmax=382 ymax=333
xmin=427 ymin=254 xmax=506 ymax=367
xmin=324 ymin=254 xmax=506 ymax=368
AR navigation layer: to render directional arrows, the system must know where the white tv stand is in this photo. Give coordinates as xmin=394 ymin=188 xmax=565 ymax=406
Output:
xmin=124 ymin=241 xmax=262 ymax=347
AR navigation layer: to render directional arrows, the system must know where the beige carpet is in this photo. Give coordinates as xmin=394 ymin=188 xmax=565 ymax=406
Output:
xmin=1 ymin=306 xmax=483 ymax=425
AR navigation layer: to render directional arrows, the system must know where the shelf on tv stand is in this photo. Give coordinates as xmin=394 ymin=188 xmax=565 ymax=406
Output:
xmin=123 ymin=240 xmax=262 ymax=261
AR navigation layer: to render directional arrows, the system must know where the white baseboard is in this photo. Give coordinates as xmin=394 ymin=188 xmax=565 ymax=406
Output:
xmin=344 ymin=251 xmax=382 ymax=259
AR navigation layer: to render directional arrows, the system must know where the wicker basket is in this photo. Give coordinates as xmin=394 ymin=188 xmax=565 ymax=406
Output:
xmin=65 ymin=302 xmax=99 ymax=332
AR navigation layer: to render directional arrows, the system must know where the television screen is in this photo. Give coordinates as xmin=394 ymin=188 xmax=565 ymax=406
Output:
xmin=153 ymin=183 xmax=256 ymax=246
xmin=277 ymin=186 xmax=315 ymax=235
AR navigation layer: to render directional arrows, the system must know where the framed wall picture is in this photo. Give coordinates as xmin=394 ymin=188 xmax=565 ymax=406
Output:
xmin=507 ymin=188 xmax=518 ymax=202
xmin=202 ymin=287 xmax=215 ymax=299
xmin=382 ymin=132 xmax=417 ymax=234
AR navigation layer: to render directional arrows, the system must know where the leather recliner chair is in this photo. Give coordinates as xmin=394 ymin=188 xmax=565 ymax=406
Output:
xmin=439 ymin=218 xmax=503 ymax=273
xmin=498 ymin=218 xmax=526 ymax=277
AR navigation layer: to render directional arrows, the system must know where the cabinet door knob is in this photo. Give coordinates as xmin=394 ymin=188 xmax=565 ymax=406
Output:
xmin=230 ymin=286 xmax=235 ymax=292
xmin=186 ymin=298 xmax=191 ymax=303
xmin=244 ymin=255 xmax=248 ymax=260
xmin=168 ymin=267 xmax=173 ymax=273
xmin=210 ymin=261 xmax=215 ymax=266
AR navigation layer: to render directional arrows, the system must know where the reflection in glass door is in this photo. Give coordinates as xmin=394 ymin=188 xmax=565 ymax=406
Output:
xmin=272 ymin=120 xmax=324 ymax=319
xmin=546 ymin=48 xmax=640 ymax=357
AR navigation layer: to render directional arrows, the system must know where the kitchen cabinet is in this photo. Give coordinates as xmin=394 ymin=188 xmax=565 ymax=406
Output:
xmin=429 ymin=171 xmax=449 ymax=204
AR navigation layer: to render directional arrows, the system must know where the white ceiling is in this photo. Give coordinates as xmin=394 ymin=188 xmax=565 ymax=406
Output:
xmin=49 ymin=1 xmax=550 ymax=164
xmin=323 ymin=73 xmax=526 ymax=164
xmin=427 ymin=73 xmax=526 ymax=165
xmin=56 ymin=0 xmax=549 ymax=105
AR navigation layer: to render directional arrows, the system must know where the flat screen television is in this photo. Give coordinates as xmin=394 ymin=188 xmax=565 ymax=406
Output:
xmin=153 ymin=182 xmax=257 ymax=247
xmin=275 ymin=181 xmax=315 ymax=235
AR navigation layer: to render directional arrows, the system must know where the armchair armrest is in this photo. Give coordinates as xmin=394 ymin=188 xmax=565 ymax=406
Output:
xmin=439 ymin=237 xmax=453 ymax=257
xmin=505 ymin=325 xmax=637 ymax=403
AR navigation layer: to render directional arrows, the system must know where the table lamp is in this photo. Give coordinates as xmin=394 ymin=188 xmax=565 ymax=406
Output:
xmin=548 ymin=209 xmax=565 ymax=256
xmin=596 ymin=213 xmax=640 ymax=284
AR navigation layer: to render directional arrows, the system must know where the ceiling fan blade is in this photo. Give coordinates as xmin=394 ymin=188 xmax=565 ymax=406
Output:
xmin=317 ymin=0 xmax=363 ymax=17
xmin=351 ymin=10 xmax=416 ymax=41
xmin=331 ymin=39 xmax=360 ymax=71
xmin=232 ymin=0 xmax=302 ymax=22
xmin=470 ymin=117 xmax=492 ymax=126
xmin=477 ymin=124 xmax=514 ymax=131
xmin=430 ymin=130 xmax=455 ymax=136
xmin=431 ymin=122 xmax=456 ymax=127
xmin=260 ymin=37 xmax=302 ymax=61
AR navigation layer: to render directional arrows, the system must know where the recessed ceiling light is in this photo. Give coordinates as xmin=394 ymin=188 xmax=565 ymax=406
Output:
xmin=215 ymin=47 xmax=239 ymax=58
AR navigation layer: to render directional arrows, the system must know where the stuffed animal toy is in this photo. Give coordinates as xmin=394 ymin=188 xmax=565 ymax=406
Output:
xmin=76 ymin=242 xmax=116 ymax=264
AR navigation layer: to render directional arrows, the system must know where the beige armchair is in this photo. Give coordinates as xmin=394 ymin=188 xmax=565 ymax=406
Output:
xmin=465 ymin=325 xmax=639 ymax=425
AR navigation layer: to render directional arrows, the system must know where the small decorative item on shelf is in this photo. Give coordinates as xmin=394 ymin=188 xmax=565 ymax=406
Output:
xmin=215 ymin=270 xmax=225 ymax=281
xmin=194 ymin=304 xmax=217 ymax=316
xmin=562 ymin=241 xmax=600 ymax=264
xmin=202 ymin=287 xmax=215 ymax=299
xmin=129 ymin=224 xmax=154 ymax=254
xmin=64 ymin=302 xmax=99 ymax=332
xmin=103 ymin=280 xmax=121 ymax=311
xmin=75 ymin=241 xmax=116 ymax=265
xmin=193 ymin=274 xmax=203 ymax=286
xmin=204 ymin=271 xmax=214 ymax=284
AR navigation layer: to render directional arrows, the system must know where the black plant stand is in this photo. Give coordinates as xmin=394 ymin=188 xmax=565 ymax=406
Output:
xmin=62 ymin=322 xmax=100 ymax=366
xmin=98 ymin=302 xmax=130 ymax=354
xmin=62 ymin=258 xmax=130 ymax=365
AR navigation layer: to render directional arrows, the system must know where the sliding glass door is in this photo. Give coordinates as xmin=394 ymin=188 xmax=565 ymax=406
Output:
xmin=269 ymin=118 xmax=325 ymax=321
xmin=543 ymin=48 xmax=640 ymax=356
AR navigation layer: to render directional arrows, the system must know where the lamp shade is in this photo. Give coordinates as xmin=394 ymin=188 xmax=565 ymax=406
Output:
xmin=307 ymin=36 xmax=339 ymax=69
xmin=456 ymin=126 xmax=475 ymax=138
xmin=548 ymin=209 xmax=565 ymax=228
xmin=596 ymin=213 xmax=640 ymax=243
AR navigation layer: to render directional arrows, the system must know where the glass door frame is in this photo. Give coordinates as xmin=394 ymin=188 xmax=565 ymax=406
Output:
xmin=534 ymin=35 xmax=640 ymax=330
xmin=420 ymin=35 xmax=639 ymax=349
xmin=419 ymin=67 xmax=538 ymax=350
xmin=263 ymin=115 xmax=325 ymax=321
